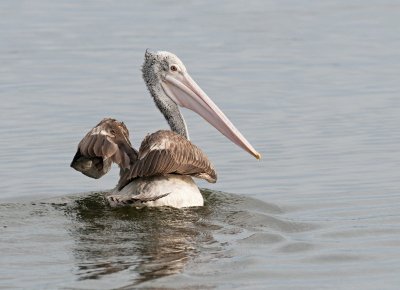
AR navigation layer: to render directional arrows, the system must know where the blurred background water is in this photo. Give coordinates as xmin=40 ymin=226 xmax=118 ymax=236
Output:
xmin=0 ymin=0 xmax=400 ymax=289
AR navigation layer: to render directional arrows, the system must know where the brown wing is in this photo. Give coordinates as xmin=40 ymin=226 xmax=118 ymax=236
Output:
xmin=126 ymin=130 xmax=217 ymax=184
xmin=71 ymin=118 xmax=138 ymax=179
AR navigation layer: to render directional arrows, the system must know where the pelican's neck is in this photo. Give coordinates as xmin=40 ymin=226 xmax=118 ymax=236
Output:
xmin=150 ymin=86 xmax=189 ymax=140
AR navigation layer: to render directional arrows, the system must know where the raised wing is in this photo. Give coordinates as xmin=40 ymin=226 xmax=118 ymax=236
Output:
xmin=121 ymin=130 xmax=217 ymax=186
xmin=71 ymin=118 xmax=138 ymax=179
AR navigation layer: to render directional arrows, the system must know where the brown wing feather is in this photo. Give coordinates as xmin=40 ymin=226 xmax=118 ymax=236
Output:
xmin=127 ymin=130 xmax=217 ymax=183
xmin=71 ymin=118 xmax=138 ymax=179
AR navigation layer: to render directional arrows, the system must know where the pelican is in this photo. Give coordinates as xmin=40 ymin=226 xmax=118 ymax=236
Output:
xmin=71 ymin=51 xmax=261 ymax=208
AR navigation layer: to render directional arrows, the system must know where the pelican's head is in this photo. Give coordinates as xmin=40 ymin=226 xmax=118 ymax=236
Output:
xmin=142 ymin=50 xmax=261 ymax=160
xmin=142 ymin=50 xmax=187 ymax=86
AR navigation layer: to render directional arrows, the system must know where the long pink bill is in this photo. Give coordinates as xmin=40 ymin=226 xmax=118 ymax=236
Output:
xmin=161 ymin=72 xmax=261 ymax=159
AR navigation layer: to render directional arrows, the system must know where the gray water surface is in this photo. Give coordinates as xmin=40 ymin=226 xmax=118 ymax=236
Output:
xmin=1 ymin=1 xmax=400 ymax=289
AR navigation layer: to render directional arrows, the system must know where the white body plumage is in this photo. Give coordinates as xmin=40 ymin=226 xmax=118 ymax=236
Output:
xmin=106 ymin=174 xmax=204 ymax=208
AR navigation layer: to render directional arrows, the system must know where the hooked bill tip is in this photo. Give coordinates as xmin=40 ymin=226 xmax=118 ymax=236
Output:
xmin=254 ymin=152 xmax=262 ymax=160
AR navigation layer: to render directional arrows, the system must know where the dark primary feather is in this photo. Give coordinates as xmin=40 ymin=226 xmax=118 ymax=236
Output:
xmin=70 ymin=151 xmax=113 ymax=179
xmin=70 ymin=118 xmax=138 ymax=179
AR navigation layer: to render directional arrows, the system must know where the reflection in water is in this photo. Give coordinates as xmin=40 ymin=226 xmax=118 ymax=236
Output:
xmin=0 ymin=190 xmax=313 ymax=289
xmin=53 ymin=190 xmax=310 ymax=287
xmin=63 ymin=191 xmax=217 ymax=285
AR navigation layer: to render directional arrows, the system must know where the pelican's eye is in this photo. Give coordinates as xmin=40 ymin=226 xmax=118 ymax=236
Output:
xmin=170 ymin=65 xmax=178 ymax=72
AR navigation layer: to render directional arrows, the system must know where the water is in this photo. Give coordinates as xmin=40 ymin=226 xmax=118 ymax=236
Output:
xmin=1 ymin=0 xmax=400 ymax=289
